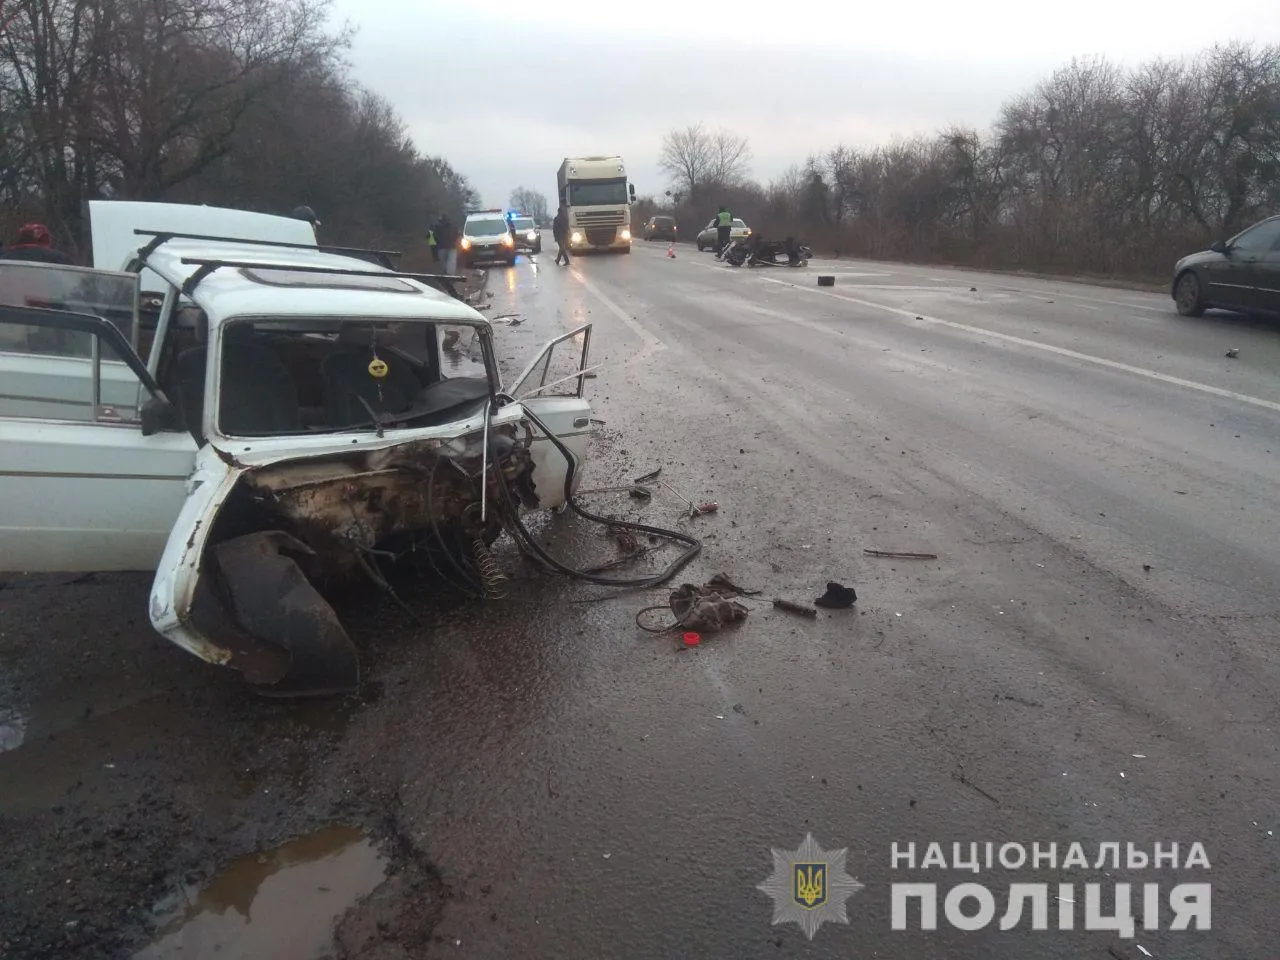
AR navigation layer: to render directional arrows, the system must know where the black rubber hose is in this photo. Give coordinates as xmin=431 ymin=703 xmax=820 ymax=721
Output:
xmin=496 ymin=406 xmax=702 ymax=588
xmin=426 ymin=452 xmax=486 ymax=598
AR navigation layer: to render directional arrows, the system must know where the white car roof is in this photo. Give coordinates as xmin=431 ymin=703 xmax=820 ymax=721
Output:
xmin=141 ymin=238 xmax=490 ymax=328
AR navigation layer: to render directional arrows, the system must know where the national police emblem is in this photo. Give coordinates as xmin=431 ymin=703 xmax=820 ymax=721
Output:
xmin=757 ymin=833 xmax=864 ymax=940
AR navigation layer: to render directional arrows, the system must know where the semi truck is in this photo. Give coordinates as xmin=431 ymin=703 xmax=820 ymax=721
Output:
xmin=556 ymin=156 xmax=637 ymax=254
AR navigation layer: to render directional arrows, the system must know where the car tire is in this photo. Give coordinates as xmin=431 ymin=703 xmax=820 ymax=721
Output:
xmin=696 ymin=241 xmax=704 ymax=251
xmin=1175 ymin=271 xmax=1206 ymax=317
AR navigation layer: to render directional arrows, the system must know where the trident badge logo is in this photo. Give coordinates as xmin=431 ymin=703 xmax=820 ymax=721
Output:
xmin=757 ymin=833 xmax=864 ymax=940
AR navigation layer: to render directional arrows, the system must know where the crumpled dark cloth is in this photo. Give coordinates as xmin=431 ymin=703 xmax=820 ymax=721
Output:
xmin=669 ymin=582 xmax=750 ymax=632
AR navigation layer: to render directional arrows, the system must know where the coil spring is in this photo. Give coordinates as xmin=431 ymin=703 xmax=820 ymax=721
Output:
xmin=471 ymin=536 xmax=509 ymax=599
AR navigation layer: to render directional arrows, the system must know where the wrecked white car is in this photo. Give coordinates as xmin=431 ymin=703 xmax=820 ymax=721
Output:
xmin=0 ymin=201 xmax=595 ymax=697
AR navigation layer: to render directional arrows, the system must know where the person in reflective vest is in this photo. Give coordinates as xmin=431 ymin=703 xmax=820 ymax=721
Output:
xmin=715 ymin=206 xmax=733 ymax=259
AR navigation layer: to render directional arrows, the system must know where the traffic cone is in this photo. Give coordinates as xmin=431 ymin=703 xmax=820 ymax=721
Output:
xmin=667 ymin=243 xmax=676 ymax=258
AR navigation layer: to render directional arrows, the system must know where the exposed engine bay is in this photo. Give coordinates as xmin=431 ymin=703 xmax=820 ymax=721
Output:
xmin=183 ymin=420 xmax=543 ymax=697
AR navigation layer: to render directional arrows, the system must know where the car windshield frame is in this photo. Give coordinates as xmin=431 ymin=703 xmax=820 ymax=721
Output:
xmin=466 ymin=218 xmax=509 ymax=237
xmin=210 ymin=314 xmax=497 ymax=441
xmin=567 ymin=177 xmax=629 ymax=206
xmin=1229 ymin=217 xmax=1280 ymax=252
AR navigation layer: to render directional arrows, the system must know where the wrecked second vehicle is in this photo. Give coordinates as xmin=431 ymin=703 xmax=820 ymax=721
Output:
xmin=0 ymin=201 xmax=595 ymax=697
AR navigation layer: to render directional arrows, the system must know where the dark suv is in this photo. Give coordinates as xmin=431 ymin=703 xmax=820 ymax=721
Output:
xmin=643 ymin=216 xmax=678 ymax=241
xmin=1173 ymin=214 xmax=1280 ymax=317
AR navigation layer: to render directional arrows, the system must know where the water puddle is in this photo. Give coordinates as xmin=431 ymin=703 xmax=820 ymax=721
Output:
xmin=134 ymin=826 xmax=386 ymax=960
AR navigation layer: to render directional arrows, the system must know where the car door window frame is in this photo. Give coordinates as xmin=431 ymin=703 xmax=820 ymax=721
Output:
xmin=1230 ymin=219 xmax=1280 ymax=254
xmin=0 ymin=303 xmax=180 ymax=432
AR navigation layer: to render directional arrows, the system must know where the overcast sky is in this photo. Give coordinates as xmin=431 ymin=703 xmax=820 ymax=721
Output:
xmin=328 ymin=0 xmax=1280 ymax=209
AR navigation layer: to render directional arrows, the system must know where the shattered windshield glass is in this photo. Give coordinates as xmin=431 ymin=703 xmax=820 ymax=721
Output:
xmin=209 ymin=317 xmax=492 ymax=438
xmin=0 ymin=262 xmax=137 ymax=354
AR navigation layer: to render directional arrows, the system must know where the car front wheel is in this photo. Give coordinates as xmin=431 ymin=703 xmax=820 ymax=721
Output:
xmin=1175 ymin=271 xmax=1206 ymax=317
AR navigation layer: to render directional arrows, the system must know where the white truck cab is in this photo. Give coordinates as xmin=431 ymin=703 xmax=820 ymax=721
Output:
xmin=557 ymin=156 xmax=637 ymax=254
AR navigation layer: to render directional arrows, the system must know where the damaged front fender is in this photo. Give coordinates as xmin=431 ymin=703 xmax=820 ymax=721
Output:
xmin=211 ymin=531 xmax=360 ymax=697
xmin=148 ymin=418 xmax=547 ymax=697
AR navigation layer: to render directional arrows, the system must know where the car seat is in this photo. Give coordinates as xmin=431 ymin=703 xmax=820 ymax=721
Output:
xmin=321 ymin=325 xmax=425 ymax=427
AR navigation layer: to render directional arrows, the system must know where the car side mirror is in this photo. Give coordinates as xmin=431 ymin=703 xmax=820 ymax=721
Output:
xmin=1210 ymin=240 xmax=1229 ymax=255
xmin=140 ymin=395 xmax=182 ymax=436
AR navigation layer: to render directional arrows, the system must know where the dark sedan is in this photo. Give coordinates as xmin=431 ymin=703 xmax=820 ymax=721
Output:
xmin=1172 ymin=214 xmax=1280 ymax=317
xmin=643 ymin=216 xmax=678 ymax=241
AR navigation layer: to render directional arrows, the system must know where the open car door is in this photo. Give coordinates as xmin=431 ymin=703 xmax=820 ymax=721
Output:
xmin=0 ymin=304 xmax=197 ymax=571
xmin=507 ymin=323 xmax=595 ymax=507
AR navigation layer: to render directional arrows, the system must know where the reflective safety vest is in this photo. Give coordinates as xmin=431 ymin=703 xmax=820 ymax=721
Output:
xmin=427 ymin=230 xmax=437 ymax=245
xmin=717 ymin=211 xmax=732 ymax=227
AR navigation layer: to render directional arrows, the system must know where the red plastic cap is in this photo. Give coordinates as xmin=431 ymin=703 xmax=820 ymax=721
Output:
xmin=683 ymin=632 xmax=701 ymax=646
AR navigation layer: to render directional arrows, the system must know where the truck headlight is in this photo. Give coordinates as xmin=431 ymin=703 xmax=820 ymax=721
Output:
xmin=526 ymin=230 xmax=537 ymax=241
xmin=571 ymin=231 xmax=583 ymax=243
xmin=620 ymin=228 xmax=631 ymax=241
xmin=459 ymin=237 xmax=472 ymax=250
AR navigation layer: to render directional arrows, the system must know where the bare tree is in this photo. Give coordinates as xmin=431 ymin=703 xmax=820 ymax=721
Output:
xmin=707 ymin=128 xmax=752 ymax=187
xmin=508 ymin=186 xmax=549 ymax=223
xmin=658 ymin=122 xmax=713 ymax=199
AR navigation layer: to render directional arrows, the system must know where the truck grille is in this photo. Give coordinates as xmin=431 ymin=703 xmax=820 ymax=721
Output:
xmin=575 ymin=210 xmax=625 ymax=226
xmin=586 ymin=227 xmax=617 ymax=245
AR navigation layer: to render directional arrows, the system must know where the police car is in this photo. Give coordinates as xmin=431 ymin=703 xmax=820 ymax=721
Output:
xmin=459 ymin=209 xmax=518 ymax=267
xmin=506 ymin=212 xmax=542 ymax=254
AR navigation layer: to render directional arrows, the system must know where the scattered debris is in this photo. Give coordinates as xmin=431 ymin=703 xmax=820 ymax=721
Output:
xmin=814 ymin=582 xmax=857 ymax=609
xmin=634 ymin=467 xmax=662 ymax=483
xmin=636 ymin=580 xmax=750 ymax=634
xmin=1225 ymin=347 xmax=1240 ymax=358
xmin=970 ymin=286 xmax=978 ymax=292
xmin=1108 ymin=943 xmax=1156 ymax=960
xmin=996 ymin=694 xmax=1043 ymax=708
xmin=951 ymin=768 xmax=999 ymax=805
xmin=773 ymin=598 xmax=818 ymax=618
xmin=863 ymin=549 xmax=938 ymax=560
xmin=609 ymin=529 xmax=641 ymax=554
xmin=707 ymin=573 xmax=761 ymax=596
xmin=817 ymin=275 xmax=835 ymax=287
xmin=683 ymin=632 xmax=701 ymax=646
xmin=1142 ymin=563 xmax=1152 ymax=572
xmin=628 ymin=486 xmax=653 ymax=500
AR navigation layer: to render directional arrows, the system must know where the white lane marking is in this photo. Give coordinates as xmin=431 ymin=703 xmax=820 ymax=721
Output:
xmin=760 ymin=277 xmax=1280 ymax=415
xmin=1020 ymin=287 xmax=1167 ymax=313
xmin=568 ymin=268 xmax=667 ymax=367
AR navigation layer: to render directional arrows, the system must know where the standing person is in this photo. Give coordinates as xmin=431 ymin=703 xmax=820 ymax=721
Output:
xmin=431 ymin=213 xmax=459 ymax=274
xmin=714 ymin=205 xmax=733 ymax=259
xmin=552 ymin=204 xmax=571 ymax=266
xmin=2 ymin=223 xmax=72 ymax=264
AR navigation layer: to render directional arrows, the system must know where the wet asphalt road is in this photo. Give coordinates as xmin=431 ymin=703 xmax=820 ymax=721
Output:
xmin=402 ymin=244 xmax=1280 ymax=959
